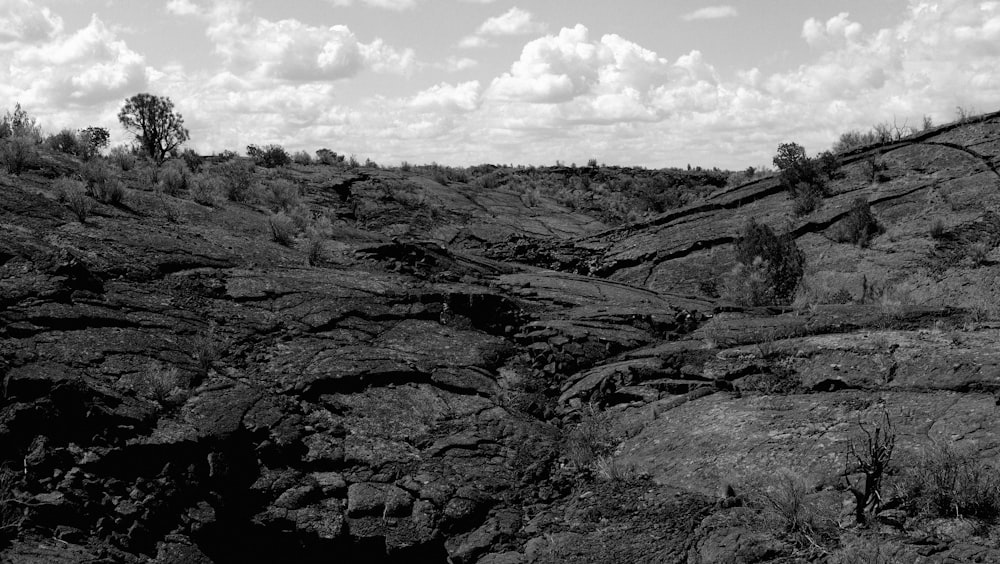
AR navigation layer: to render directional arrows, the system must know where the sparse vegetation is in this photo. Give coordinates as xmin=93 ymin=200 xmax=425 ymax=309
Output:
xmin=832 ymin=198 xmax=882 ymax=247
xmin=929 ymin=218 xmax=946 ymax=239
xmin=0 ymin=136 xmax=37 ymax=175
xmin=843 ymin=410 xmax=895 ymax=525
xmin=722 ymin=219 xmax=805 ymax=306
xmin=267 ymin=211 xmax=297 ymax=246
xmin=247 ymin=144 xmax=291 ymax=168
xmin=158 ymin=160 xmax=192 ymax=196
xmin=55 ymin=177 xmax=92 ymax=223
xmin=82 ymin=160 xmax=127 ymax=204
xmin=898 ymin=444 xmax=1000 ymax=521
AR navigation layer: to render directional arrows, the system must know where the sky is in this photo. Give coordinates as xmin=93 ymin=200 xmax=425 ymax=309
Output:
xmin=1 ymin=0 xmax=999 ymax=169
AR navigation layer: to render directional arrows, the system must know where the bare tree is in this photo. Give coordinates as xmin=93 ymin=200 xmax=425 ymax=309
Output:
xmin=843 ymin=409 xmax=896 ymax=524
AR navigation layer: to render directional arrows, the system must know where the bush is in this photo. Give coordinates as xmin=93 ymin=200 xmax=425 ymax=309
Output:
xmin=791 ymin=183 xmax=824 ymax=215
xmin=861 ymin=154 xmax=890 ymax=183
xmin=315 ymin=148 xmax=344 ymax=165
xmin=720 ymin=257 xmax=776 ymax=306
xmin=832 ymin=198 xmax=882 ymax=247
xmin=968 ymin=241 xmax=993 ymax=265
xmin=158 ymin=160 xmax=191 ymax=196
xmin=46 ymin=129 xmax=81 ymax=155
xmin=214 ymin=160 xmax=256 ymax=202
xmin=179 ymin=148 xmax=203 ymax=173
xmin=0 ymin=136 xmax=36 ymax=175
xmin=730 ymin=219 xmax=805 ymax=304
xmin=108 ymin=145 xmax=137 ymax=171
xmin=264 ymin=179 xmax=301 ymax=212
xmin=929 ymin=218 xmax=946 ymax=239
xmin=292 ymin=150 xmax=312 ymax=165
xmin=82 ymin=161 xmax=127 ymax=204
xmin=190 ymin=174 xmax=222 ymax=206
xmin=54 ymin=177 xmax=91 ymax=223
xmin=267 ymin=212 xmax=297 ymax=246
xmin=247 ymin=144 xmax=291 ymax=168
xmin=898 ymin=444 xmax=1000 ymax=520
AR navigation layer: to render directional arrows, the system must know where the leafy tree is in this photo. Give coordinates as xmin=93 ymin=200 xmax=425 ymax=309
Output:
xmin=117 ymin=94 xmax=189 ymax=163
xmin=79 ymin=126 xmax=110 ymax=157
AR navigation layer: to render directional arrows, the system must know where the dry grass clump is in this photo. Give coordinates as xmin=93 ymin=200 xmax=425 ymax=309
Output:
xmin=123 ymin=362 xmax=183 ymax=404
xmin=897 ymin=444 xmax=1000 ymax=521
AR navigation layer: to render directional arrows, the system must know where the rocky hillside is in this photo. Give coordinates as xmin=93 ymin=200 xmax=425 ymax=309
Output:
xmin=2 ymin=112 xmax=1000 ymax=563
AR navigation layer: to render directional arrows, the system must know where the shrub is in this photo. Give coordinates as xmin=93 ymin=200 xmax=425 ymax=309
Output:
xmin=720 ymin=257 xmax=776 ymax=306
xmin=247 ymin=144 xmax=291 ymax=168
xmin=158 ymin=160 xmax=191 ymax=196
xmin=968 ymin=241 xmax=993 ymax=265
xmin=898 ymin=444 xmax=1000 ymax=520
xmin=179 ymin=148 xmax=203 ymax=173
xmin=82 ymin=160 xmax=127 ymax=204
xmin=126 ymin=362 xmax=182 ymax=404
xmin=264 ymin=179 xmax=301 ymax=212
xmin=292 ymin=150 xmax=312 ymax=165
xmin=267 ymin=212 xmax=296 ymax=246
xmin=730 ymin=219 xmax=805 ymax=304
xmin=215 ymin=160 xmax=256 ymax=202
xmin=0 ymin=136 xmax=37 ymax=175
xmin=190 ymin=174 xmax=222 ymax=206
xmin=108 ymin=145 xmax=137 ymax=171
xmin=832 ymin=198 xmax=882 ymax=247
xmin=861 ymin=153 xmax=890 ymax=183
xmin=46 ymin=129 xmax=80 ymax=155
xmin=0 ymin=103 xmax=41 ymax=141
xmin=791 ymin=183 xmax=824 ymax=215
xmin=55 ymin=178 xmax=91 ymax=223
xmin=315 ymin=148 xmax=344 ymax=165
xmin=929 ymin=218 xmax=946 ymax=239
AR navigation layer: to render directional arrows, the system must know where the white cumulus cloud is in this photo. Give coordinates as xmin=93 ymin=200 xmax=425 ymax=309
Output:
xmin=681 ymin=5 xmax=738 ymax=21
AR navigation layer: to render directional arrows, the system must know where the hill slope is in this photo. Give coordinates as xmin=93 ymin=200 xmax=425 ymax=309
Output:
xmin=1 ymin=113 xmax=1000 ymax=563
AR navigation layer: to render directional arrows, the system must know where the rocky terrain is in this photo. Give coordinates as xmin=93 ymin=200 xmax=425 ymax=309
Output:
xmin=2 ymin=111 xmax=1000 ymax=563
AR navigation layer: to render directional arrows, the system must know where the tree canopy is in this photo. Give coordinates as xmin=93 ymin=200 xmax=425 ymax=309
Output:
xmin=117 ymin=94 xmax=189 ymax=163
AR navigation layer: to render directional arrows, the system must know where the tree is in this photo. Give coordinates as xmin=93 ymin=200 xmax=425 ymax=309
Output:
xmin=730 ymin=219 xmax=805 ymax=304
xmin=79 ymin=126 xmax=110 ymax=157
xmin=117 ymin=94 xmax=189 ymax=163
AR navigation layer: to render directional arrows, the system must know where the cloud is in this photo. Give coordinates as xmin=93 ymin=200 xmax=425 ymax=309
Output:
xmin=0 ymin=0 xmax=63 ymax=46
xmin=326 ymin=0 xmax=417 ymax=9
xmin=410 ymin=81 xmax=482 ymax=112
xmin=476 ymin=7 xmax=547 ymax=36
xmin=681 ymin=5 xmax=738 ymax=21
xmin=802 ymin=12 xmax=863 ymax=46
xmin=5 ymin=14 xmax=147 ymax=107
xmin=205 ymin=13 xmax=415 ymax=81
xmin=460 ymin=7 xmax=547 ymax=48
xmin=487 ymin=25 xmax=678 ymax=106
xmin=165 ymin=0 xmax=200 ymax=16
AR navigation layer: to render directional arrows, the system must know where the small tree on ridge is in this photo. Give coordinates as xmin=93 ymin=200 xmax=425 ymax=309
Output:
xmin=118 ymin=93 xmax=189 ymax=163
